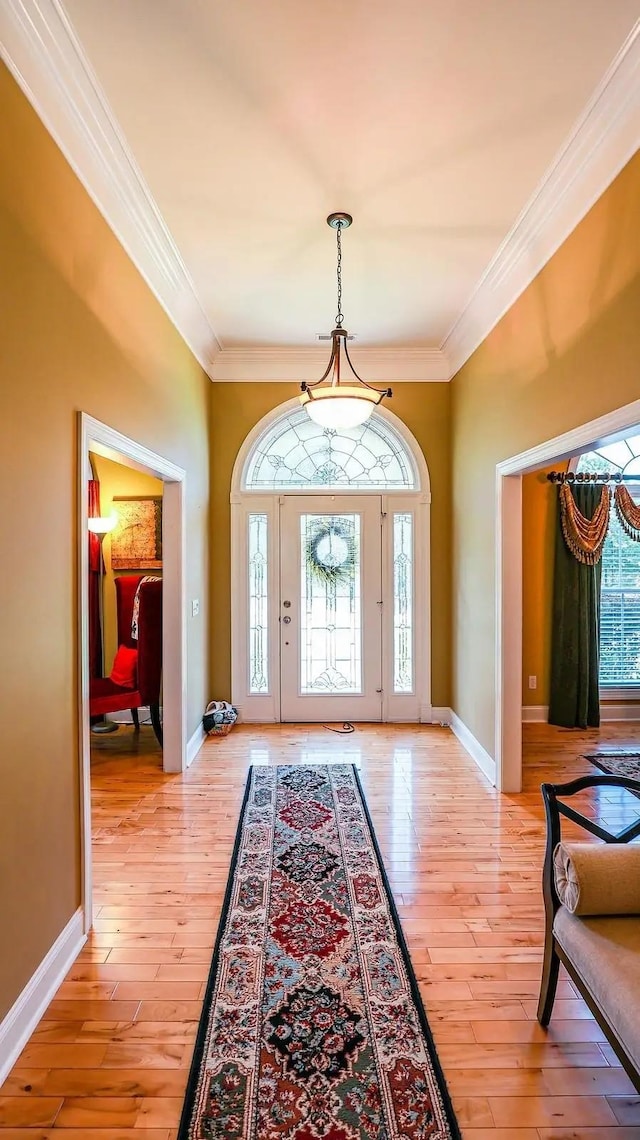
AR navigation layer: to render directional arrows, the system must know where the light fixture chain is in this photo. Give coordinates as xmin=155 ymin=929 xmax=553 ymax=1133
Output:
xmin=298 ymin=210 xmax=391 ymax=427
xmin=335 ymin=224 xmax=343 ymax=327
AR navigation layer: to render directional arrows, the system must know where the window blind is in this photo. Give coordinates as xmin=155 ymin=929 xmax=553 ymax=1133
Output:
xmin=599 ymin=512 xmax=640 ymax=686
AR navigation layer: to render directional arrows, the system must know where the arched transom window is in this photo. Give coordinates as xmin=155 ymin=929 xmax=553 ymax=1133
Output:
xmin=576 ymin=437 xmax=640 ymax=686
xmin=244 ymin=408 xmax=418 ymax=491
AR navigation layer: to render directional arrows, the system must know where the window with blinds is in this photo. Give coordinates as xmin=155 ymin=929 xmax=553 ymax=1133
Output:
xmin=576 ymin=444 xmax=640 ymax=688
xmin=600 ymin=511 xmax=640 ymax=685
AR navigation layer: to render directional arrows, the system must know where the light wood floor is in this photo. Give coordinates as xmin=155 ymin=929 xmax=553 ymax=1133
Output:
xmin=1 ymin=721 xmax=640 ymax=1139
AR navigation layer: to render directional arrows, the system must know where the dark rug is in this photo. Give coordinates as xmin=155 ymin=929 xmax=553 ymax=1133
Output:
xmin=178 ymin=763 xmax=461 ymax=1140
xmin=584 ymin=752 xmax=640 ymax=780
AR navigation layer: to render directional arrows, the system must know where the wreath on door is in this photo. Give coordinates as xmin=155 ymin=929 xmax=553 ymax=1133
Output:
xmin=305 ymin=521 xmax=355 ymax=585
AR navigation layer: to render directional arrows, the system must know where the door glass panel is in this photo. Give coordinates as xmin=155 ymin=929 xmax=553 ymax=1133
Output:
xmin=300 ymin=514 xmax=361 ymax=693
xmin=393 ymin=512 xmax=413 ymax=692
xmin=248 ymin=513 xmax=268 ymax=693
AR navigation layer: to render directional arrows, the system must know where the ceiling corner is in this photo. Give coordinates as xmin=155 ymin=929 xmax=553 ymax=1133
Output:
xmin=442 ymin=19 xmax=640 ymax=378
xmin=0 ymin=0 xmax=221 ymax=377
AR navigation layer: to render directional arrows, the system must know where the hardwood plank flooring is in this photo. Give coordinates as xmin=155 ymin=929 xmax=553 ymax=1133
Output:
xmin=2 ymin=721 xmax=640 ymax=1138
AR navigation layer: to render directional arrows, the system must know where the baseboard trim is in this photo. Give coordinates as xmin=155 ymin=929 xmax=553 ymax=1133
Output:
xmin=186 ymin=722 xmax=206 ymax=767
xmin=428 ymin=706 xmax=452 ymax=725
xmin=106 ymin=706 xmax=153 ymax=725
xmin=522 ymin=703 xmax=640 ymax=723
xmin=449 ymin=711 xmax=497 ymax=787
xmin=0 ymin=908 xmax=85 ymax=1086
xmin=522 ymin=705 xmax=548 ymax=723
xmin=602 ymin=703 xmax=640 ymax=721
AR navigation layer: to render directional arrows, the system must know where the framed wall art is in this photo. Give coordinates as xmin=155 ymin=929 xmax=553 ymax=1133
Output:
xmin=111 ymin=496 xmax=163 ymax=570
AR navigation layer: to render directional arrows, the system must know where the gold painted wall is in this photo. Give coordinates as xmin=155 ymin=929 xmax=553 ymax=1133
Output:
xmin=521 ymin=466 xmax=565 ymax=707
xmin=451 ymin=151 xmax=640 ymax=755
xmin=90 ymin=454 xmax=163 ymax=674
xmin=0 ymin=63 xmax=210 ymax=1022
xmin=209 ymin=383 xmax=452 ymax=708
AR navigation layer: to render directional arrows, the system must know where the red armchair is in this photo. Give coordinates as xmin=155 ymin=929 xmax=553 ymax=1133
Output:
xmin=89 ymin=576 xmax=163 ymax=745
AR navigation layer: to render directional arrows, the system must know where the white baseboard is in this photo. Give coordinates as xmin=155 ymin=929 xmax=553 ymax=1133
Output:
xmin=0 ymin=908 xmax=85 ymax=1086
xmin=186 ymin=722 xmax=206 ymax=767
xmin=449 ymin=711 xmax=497 ymax=787
xmin=428 ymin=705 xmax=452 ymax=725
xmin=522 ymin=704 xmax=548 ymax=722
xmin=601 ymin=703 xmax=640 ymax=722
xmin=522 ymin=703 xmax=640 ymax=723
xmin=105 ymin=706 xmax=157 ymax=725
xmin=423 ymin=706 xmax=497 ymax=786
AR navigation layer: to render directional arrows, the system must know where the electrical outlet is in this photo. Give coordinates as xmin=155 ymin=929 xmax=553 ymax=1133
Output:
xmin=528 ymin=675 xmax=537 ymax=690
xmin=191 ymin=599 xmax=200 ymax=617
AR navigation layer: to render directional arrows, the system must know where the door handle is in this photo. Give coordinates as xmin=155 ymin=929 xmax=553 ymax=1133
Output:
xmin=282 ymin=615 xmax=292 ymax=625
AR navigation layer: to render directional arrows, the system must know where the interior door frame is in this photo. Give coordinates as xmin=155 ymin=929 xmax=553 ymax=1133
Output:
xmin=78 ymin=413 xmax=187 ymax=933
xmin=230 ymin=399 xmax=432 ymax=724
xmin=496 ymin=396 xmax=640 ymax=794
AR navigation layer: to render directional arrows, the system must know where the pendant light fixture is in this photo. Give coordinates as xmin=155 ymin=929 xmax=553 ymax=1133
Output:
xmin=299 ymin=213 xmax=392 ymax=429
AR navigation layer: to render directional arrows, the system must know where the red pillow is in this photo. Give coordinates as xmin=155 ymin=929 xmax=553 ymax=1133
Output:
xmin=109 ymin=645 xmax=138 ymax=688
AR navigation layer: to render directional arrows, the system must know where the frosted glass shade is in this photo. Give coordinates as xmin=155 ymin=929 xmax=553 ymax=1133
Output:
xmin=88 ymin=512 xmax=118 ymax=534
xmin=300 ymin=386 xmax=377 ymax=429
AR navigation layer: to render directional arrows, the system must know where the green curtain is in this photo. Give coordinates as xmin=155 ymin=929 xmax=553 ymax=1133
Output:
xmin=548 ymin=485 xmax=602 ymax=728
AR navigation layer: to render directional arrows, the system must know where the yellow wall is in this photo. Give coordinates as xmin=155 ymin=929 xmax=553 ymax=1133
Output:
xmin=451 ymin=151 xmax=640 ymax=754
xmin=521 ymin=465 xmax=566 ymax=707
xmin=209 ymin=383 xmax=452 ymax=708
xmin=0 ymin=63 xmax=211 ymax=1022
xmin=90 ymin=454 xmax=163 ymax=673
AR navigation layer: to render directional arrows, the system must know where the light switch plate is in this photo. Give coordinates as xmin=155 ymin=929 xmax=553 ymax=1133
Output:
xmin=191 ymin=599 xmax=200 ymax=617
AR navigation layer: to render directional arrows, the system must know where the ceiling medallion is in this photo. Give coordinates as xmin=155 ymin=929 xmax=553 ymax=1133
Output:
xmin=299 ymin=213 xmax=392 ymax=429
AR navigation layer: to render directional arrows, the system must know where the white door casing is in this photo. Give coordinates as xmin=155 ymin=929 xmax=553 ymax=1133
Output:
xmin=231 ymin=399 xmax=432 ymax=723
xmin=78 ymin=413 xmax=187 ymax=933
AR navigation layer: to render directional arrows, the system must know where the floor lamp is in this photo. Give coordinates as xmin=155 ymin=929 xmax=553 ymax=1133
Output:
xmin=88 ymin=512 xmax=118 ymax=734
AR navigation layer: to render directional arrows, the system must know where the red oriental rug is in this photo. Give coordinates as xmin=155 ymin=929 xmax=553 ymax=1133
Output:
xmin=178 ymin=764 xmax=460 ymax=1140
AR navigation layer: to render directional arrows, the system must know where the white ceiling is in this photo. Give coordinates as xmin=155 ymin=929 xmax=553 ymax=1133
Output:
xmin=2 ymin=1 xmax=640 ymax=376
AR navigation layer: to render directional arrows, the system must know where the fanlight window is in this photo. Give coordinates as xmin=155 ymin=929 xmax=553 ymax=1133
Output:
xmin=244 ymin=408 xmax=417 ymax=491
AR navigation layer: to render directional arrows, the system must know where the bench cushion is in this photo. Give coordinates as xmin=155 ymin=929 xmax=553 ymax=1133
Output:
xmin=554 ymin=907 xmax=640 ymax=1071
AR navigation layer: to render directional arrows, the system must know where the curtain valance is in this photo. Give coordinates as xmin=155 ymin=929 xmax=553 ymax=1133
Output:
xmin=559 ymin=483 xmax=610 ymax=565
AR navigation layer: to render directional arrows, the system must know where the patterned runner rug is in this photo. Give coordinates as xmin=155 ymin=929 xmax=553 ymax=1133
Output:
xmin=584 ymin=751 xmax=640 ymax=780
xmin=178 ymin=763 xmax=460 ymax=1140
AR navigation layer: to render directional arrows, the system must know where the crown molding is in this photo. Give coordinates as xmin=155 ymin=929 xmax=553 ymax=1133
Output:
xmin=443 ymin=19 xmax=640 ymax=378
xmin=212 ymin=346 xmax=450 ymax=382
xmin=2 ymin=2 xmax=638 ymax=385
xmin=0 ymin=0 xmax=221 ymax=376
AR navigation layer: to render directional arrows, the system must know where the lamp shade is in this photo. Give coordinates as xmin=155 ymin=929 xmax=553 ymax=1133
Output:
xmin=301 ymin=386 xmax=377 ymax=429
xmin=88 ymin=512 xmax=118 ymax=535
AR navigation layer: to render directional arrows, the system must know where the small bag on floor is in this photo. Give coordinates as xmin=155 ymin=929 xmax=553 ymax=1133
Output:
xmin=203 ymin=700 xmax=238 ymax=737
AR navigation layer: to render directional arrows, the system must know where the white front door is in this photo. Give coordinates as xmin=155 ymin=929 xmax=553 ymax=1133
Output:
xmin=279 ymin=496 xmax=383 ymax=722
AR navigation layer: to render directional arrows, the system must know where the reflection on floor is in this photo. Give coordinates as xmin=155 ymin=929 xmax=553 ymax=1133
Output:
xmin=1 ymin=722 xmax=640 ymax=1137
xmin=90 ymin=722 xmax=163 ymax=765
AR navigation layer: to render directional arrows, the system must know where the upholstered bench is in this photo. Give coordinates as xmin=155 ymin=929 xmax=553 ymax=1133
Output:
xmin=537 ymin=774 xmax=640 ymax=1092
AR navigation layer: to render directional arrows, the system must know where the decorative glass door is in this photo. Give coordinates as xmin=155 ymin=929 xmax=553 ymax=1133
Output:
xmin=279 ymin=496 xmax=383 ymax=722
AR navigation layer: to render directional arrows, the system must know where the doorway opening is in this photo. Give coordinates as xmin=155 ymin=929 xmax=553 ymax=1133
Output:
xmin=230 ymin=400 xmax=432 ymax=723
xmin=497 ymin=396 xmax=640 ymax=794
xmin=88 ymin=450 xmax=164 ymax=741
xmin=78 ymin=413 xmax=186 ymax=932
